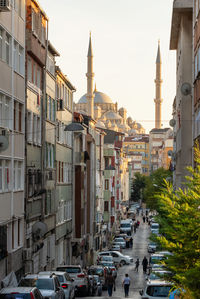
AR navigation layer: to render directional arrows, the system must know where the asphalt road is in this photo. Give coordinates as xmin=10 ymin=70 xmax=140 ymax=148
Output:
xmin=80 ymin=216 xmax=150 ymax=299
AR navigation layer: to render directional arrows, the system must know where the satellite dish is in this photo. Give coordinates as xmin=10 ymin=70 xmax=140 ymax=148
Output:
xmin=181 ymin=83 xmax=191 ymax=96
xmin=0 ymin=134 xmax=9 ymax=152
xmin=169 ymin=119 xmax=176 ymax=127
xmin=168 ymin=150 xmax=173 ymax=157
xmin=32 ymin=221 xmax=48 ymax=240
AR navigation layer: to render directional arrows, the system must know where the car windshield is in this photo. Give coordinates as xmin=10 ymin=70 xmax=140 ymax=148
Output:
xmin=36 ymin=278 xmax=54 ymax=290
xmin=19 ymin=279 xmax=37 ymax=287
xmin=151 ymin=256 xmax=165 ymax=264
xmin=64 ymin=268 xmax=81 ymax=273
xmin=120 ymin=224 xmax=131 ymax=228
xmin=151 ymin=224 xmax=159 ymax=229
xmin=0 ymin=295 xmax=31 ymax=299
xmin=88 ymin=268 xmax=103 ymax=276
xmin=57 ymin=275 xmax=64 ymax=283
xmin=146 ymin=285 xmax=171 ymax=297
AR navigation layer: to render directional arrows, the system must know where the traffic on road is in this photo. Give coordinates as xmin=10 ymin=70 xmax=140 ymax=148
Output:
xmin=0 ymin=204 xmax=176 ymax=299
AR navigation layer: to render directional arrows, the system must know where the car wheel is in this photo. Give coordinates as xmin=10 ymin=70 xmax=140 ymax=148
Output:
xmin=121 ymin=260 xmax=126 ymax=265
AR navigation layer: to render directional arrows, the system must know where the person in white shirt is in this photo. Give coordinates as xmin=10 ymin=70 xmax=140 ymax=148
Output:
xmin=122 ymin=273 xmax=131 ymax=297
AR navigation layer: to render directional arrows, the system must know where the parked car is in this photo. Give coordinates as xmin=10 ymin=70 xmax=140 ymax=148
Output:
xmin=56 ymin=265 xmax=89 ymax=296
xmin=19 ymin=274 xmax=65 ymax=299
xmin=150 ymin=264 xmax=166 ymax=273
xmin=0 ymin=287 xmax=43 ymax=299
xmin=98 ymin=255 xmax=114 ymax=264
xmin=146 ymin=271 xmax=172 ymax=282
xmin=87 ymin=265 xmax=107 ymax=289
xmin=38 ymin=271 xmax=75 ymax=299
xmin=139 ymin=280 xmax=172 ymax=299
xmin=148 ymin=243 xmax=157 ymax=253
xmin=93 ymin=275 xmax=102 ymax=296
xmin=120 ymin=220 xmax=132 ymax=235
xmin=99 ymin=260 xmax=115 ymax=269
xmin=149 ymin=254 xmax=166 ymax=269
xmin=111 ymin=244 xmax=121 ymax=251
xmin=99 ymin=250 xmax=133 ymax=265
xmin=112 ymin=237 xmax=126 ymax=249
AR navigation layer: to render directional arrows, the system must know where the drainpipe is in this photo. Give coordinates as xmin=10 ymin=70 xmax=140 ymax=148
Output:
xmin=41 ymin=19 xmax=48 ymax=218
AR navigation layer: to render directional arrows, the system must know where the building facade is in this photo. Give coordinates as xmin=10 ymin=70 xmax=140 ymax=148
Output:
xmin=124 ymin=135 xmax=150 ymax=176
xmin=0 ymin=0 xmax=25 ymax=281
xmin=55 ymin=66 xmax=75 ymax=266
xmin=170 ymin=0 xmax=193 ymax=188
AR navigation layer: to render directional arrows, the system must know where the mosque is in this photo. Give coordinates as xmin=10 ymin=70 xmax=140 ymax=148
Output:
xmin=75 ymin=35 xmax=145 ymax=135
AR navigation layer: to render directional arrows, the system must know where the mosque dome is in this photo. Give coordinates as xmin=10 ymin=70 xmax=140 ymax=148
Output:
xmin=96 ymin=120 xmax=106 ymax=129
xmin=103 ymin=110 xmax=123 ymax=120
xmin=128 ymin=129 xmax=137 ymax=135
xmin=78 ymin=91 xmax=113 ymax=104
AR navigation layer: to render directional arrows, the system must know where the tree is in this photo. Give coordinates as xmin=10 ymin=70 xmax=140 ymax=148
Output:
xmin=130 ymin=172 xmax=146 ymax=202
xmin=154 ymin=146 xmax=200 ymax=298
xmin=144 ymin=168 xmax=172 ymax=210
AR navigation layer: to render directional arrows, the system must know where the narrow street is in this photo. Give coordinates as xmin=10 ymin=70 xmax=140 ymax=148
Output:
xmin=81 ymin=217 xmax=150 ymax=299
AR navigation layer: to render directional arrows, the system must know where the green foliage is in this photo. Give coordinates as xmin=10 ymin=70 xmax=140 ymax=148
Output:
xmin=154 ymin=146 xmax=200 ymax=298
xmin=144 ymin=168 xmax=172 ymax=210
xmin=130 ymin=172 xmax=147 ymax=202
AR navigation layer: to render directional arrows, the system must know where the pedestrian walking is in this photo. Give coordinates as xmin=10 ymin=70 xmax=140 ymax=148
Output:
xmin=134 ymin=222 xmax=137 ymax=233
xmin=106 ymin=270 xmax=115 ymax=297
xmin=130 ymin=237 xmax=133 ymax=248
xmin=146 ymin=216 xmax=148 ymax=223
xmin=142 ymin=256 xmax=148 ymax=273
xmin=135 ymin=258 xmax=140 ymax=272
xmin=143 ymin=216 xmax=146 ymax=223
xmin=122 ymin=273 xmax=131 ymax=297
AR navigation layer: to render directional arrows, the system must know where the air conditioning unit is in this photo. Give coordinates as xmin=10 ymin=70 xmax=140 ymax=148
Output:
xmin=0 ymin=0 xmax=11 ymax=11
xmin=23 ymin=248 xmax=32 ymax=261
xmin=57 ymin=99 xmax=64 ymax=111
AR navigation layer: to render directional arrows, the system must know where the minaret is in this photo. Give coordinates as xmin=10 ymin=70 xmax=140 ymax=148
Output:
xmin=154 ymin=40 xmax=163 ymax=129
xmin=86 ymin=32 xmax=94 ymax=118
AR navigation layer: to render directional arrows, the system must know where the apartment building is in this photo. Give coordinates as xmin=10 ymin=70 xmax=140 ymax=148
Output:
xmin=55 ymin=66 xmax=75 ymax=266
xmin=194 ymin=1 xmax=200 ymax=148
xmin=124 ymin=135 xmax=149 ymax=176
xmin=149 ymin=128 xmax=173 ymax=173
xmin=170 ymin=0 xmax=193 ymax=188
xmin=24 ymin=0 xmax=48 ymax=274
xmin=0 ymin=0 xmax=25 ymax=281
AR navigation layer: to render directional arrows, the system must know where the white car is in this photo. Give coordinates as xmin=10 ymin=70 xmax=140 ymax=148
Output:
xmin=140 ymin=280 xmax=172 ymax=299
xmin=113 ymin=237 xmax=126 ymax=248
xmin=99 ymin=251 xmax=133 ymax=265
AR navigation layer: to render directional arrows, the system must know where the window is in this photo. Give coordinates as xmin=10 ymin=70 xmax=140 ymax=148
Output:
xmin=14 ymin=161 xmax=23 ymax=190
xmin=33 ymin=114 xmax=37 ymax=144
xmin=19 ymin=46 xmax=24 ymax=75
xmin=27 ymin=111 xmax=32 ymax=143
xmin=0 ymin=28 xmax=2 ymax=59
xmin=4 ymin=160 xmax=10 ymax=191
xmin=5 ymin=34 xmax=10 ymax=65
xmin=37 ymin=67 xmax=41 ymax=89
xmin=0 ymin=94 xmax=11 ymax=129
xmin=105 ymin=179 xmax=109 ymax=190
xmin=14 ymin=41 xmax=18 ymax=71
xmin=47 ymin=54 xmax=55 ymax=76
xmin=46 ymin=143 xmax=55 ymax=168
xmin=46 ymin=95 xmax=56 ymax=122
xmin=104 ymin=201 xmax=109 ymax=212
xmin=14 ymin=101 xmax=23 ymax=132
xmin=28 ymin=58 xmax=32 ymax=82
xmin=37 ymin=116 xmax=41 ymax=145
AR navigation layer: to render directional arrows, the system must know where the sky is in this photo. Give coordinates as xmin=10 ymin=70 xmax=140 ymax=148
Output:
xmin=39 ymin=0 xmax=175 ymax=133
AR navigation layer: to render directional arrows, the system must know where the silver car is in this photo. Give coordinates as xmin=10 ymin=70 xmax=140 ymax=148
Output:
xmin=0 ymin=287 xmax=43 ymax=299
xmin=56 ymin=265 xmax=89 ymax=296
xmin=39 ymin=271 xmax=75 ymax=299
xmin=19 ymin=274 xmax=65 ymax=299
